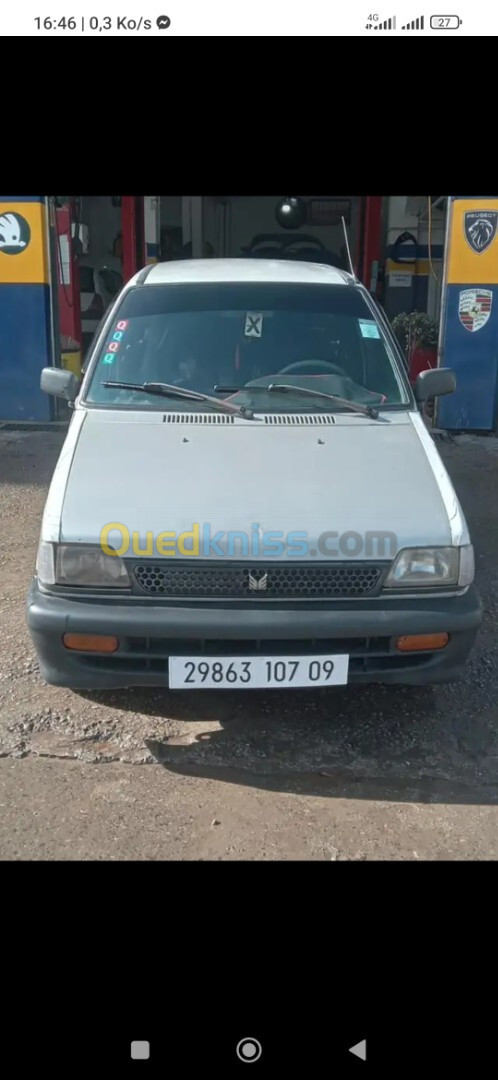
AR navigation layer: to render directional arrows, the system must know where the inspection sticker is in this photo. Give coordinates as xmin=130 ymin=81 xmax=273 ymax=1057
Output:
xmin=245 ymin=313 xmax=263 ymax=338
xmin=359 ymin=320 xmax=380 ymax=339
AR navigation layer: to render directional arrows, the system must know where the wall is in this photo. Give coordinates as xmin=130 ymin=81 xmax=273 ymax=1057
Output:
xmin=158 ymin=197 xmax=184 ymax=261
xmin=383 ymin=195 xmax=445 ymax=321
xmin=0 ymin=195 xmax=54 ymax=421
xmin=80 ymin=196 xmax=122 ymax=266
xmin=153 ymin=195 xmax=361 ymax=266
xmin=202 ymin=195 xmax=360 ymax=261
xmin=437 ymin=196 xmax=498 ymax=431
xmin=160 ymin=197 xmax=183 ymax=230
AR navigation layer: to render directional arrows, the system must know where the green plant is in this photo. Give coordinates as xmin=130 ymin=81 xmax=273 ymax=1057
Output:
xmin=391 ymin=311 xmax=438 ymax=354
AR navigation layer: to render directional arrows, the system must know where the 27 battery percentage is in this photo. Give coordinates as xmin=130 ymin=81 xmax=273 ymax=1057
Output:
xmin=430 ymin=15 xmax=462 ymax=26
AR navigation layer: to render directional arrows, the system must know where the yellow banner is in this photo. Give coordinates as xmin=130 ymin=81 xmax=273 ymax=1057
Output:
xmin=447 ymin=198 xmax=498 ymax=285
xmin=0 ymin=201 xmax=50 ymax=285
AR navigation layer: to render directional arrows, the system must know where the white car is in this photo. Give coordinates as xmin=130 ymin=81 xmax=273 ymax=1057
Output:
xmin=31 ymin=259 xmax=481 ymax=691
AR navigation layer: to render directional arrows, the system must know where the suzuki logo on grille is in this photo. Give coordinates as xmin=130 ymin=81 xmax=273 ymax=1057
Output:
xmin=248 ymin=571 xmax=268 ymax=592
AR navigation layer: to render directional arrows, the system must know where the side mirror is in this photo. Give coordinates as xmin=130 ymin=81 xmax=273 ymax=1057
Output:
xmin=414 ymin=367 xmax=456 ymax=401
xmin=40 ymin=367 xmax=79 ymax=402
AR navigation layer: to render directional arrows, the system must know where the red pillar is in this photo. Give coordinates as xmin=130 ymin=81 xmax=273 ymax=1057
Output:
xmin=121 ymin=196 xmax=145 ymax=282
xmin=361 ymin=195 xmax=383 ymax=294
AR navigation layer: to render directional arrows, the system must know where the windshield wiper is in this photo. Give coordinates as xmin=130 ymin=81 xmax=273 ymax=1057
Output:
xmin=100 ymin=381 xmax=260 ymax=420
xmin=214 ymin=383 xmax=380 ymax=419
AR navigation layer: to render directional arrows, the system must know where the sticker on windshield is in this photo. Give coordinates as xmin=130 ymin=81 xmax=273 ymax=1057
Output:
xmin=245 ymin=313 xmax=263 ymax=338
xmin=359 ymin=319 xmax=381 ymax=340
xmin=101 ymin=319 xmax=129 ymax=365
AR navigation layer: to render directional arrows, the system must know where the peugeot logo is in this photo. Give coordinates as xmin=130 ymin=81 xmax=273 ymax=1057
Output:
xmin=248 ymin=571 xmax=268 ymax=592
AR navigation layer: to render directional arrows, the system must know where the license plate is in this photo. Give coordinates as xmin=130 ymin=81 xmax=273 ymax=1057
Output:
xmin=168 ymin=654 xmax=349 ymax=689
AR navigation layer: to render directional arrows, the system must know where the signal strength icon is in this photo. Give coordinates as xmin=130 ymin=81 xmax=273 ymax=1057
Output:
xmin=365 ymin=14 xmax=396 ymax=27
xmin=401 ymin=14 xmax=425 ymax=26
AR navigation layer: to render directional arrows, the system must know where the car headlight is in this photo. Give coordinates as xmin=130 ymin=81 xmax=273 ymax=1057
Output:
xmin=384 ymin=546 xmax=474 ymax=589
xmin=36 ymin=541 xmax=130 ymax=588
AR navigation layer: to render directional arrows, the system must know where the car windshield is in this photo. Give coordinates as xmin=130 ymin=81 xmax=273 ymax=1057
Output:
xmin=85 ymin=282 xmax=410 ymax=411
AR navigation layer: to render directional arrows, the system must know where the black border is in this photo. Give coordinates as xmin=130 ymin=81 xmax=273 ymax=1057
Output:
xmin=4 ymin=874 xmax=494 ymax=1071
xmin=0 ymin=36 xmax=489 ymax=194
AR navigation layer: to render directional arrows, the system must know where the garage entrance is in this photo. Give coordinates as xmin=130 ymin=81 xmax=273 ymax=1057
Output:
xmin=55 ymin=195 xmax=146 ymax=363
xmin=54 ymin=195 xmax=383 ymax=377
xmin=156 ymin=195 xmax=383 ymax=291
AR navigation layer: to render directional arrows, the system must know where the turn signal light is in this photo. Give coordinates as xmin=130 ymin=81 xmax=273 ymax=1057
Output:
xmin=63 ymin=633 xmax=118 ymax=652
xmin=396 ymin=633 xmax=449 ymax=652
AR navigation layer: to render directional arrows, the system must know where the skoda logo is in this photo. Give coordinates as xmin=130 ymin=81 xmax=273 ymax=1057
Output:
xmin=0 ymin=211 xmax=31 ymax=255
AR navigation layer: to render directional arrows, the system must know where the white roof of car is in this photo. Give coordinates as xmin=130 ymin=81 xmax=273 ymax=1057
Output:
xmin=134 ymin=258 xmax=353 ymax=287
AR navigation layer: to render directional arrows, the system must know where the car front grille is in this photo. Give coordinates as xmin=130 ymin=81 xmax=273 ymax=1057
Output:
xmin=131 ymin=561 xmax=386 ymax=600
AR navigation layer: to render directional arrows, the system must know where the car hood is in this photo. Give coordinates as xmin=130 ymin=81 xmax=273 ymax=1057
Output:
xmin=58 ymin=409 xmax=461 ymax=558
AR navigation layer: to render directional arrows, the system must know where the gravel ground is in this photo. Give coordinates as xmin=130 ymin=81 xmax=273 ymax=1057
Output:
xmin=1 ymin=428 xmax=498 ymax=860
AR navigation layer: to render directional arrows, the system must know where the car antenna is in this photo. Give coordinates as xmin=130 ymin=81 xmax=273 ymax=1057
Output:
xmin=341 ymin=215 xmax=357 ymax=280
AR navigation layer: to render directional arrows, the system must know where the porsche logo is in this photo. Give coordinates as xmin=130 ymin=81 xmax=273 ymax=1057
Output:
xmin=458 ymin=289 xmax=492 ymax=333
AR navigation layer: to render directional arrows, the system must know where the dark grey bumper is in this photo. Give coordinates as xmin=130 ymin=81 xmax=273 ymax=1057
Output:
xmin=26 ymin=579 xmax=483 ymax=689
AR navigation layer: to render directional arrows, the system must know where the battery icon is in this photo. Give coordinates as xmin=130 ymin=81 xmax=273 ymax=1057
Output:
xmin=430 ymin=14 xmax=462 ymax=26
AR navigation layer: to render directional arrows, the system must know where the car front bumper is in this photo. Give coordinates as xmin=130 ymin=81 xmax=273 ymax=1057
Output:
xmin=26 ymin=579 xmax=483 ymax=690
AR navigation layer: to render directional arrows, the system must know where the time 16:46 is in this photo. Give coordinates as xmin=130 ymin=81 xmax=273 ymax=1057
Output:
xmin=35 ymin=16 xmax=79 ymax=28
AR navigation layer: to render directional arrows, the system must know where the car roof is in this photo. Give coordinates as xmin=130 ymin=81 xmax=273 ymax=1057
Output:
xmin=133 ymin=258 xmax=354 ymax=288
